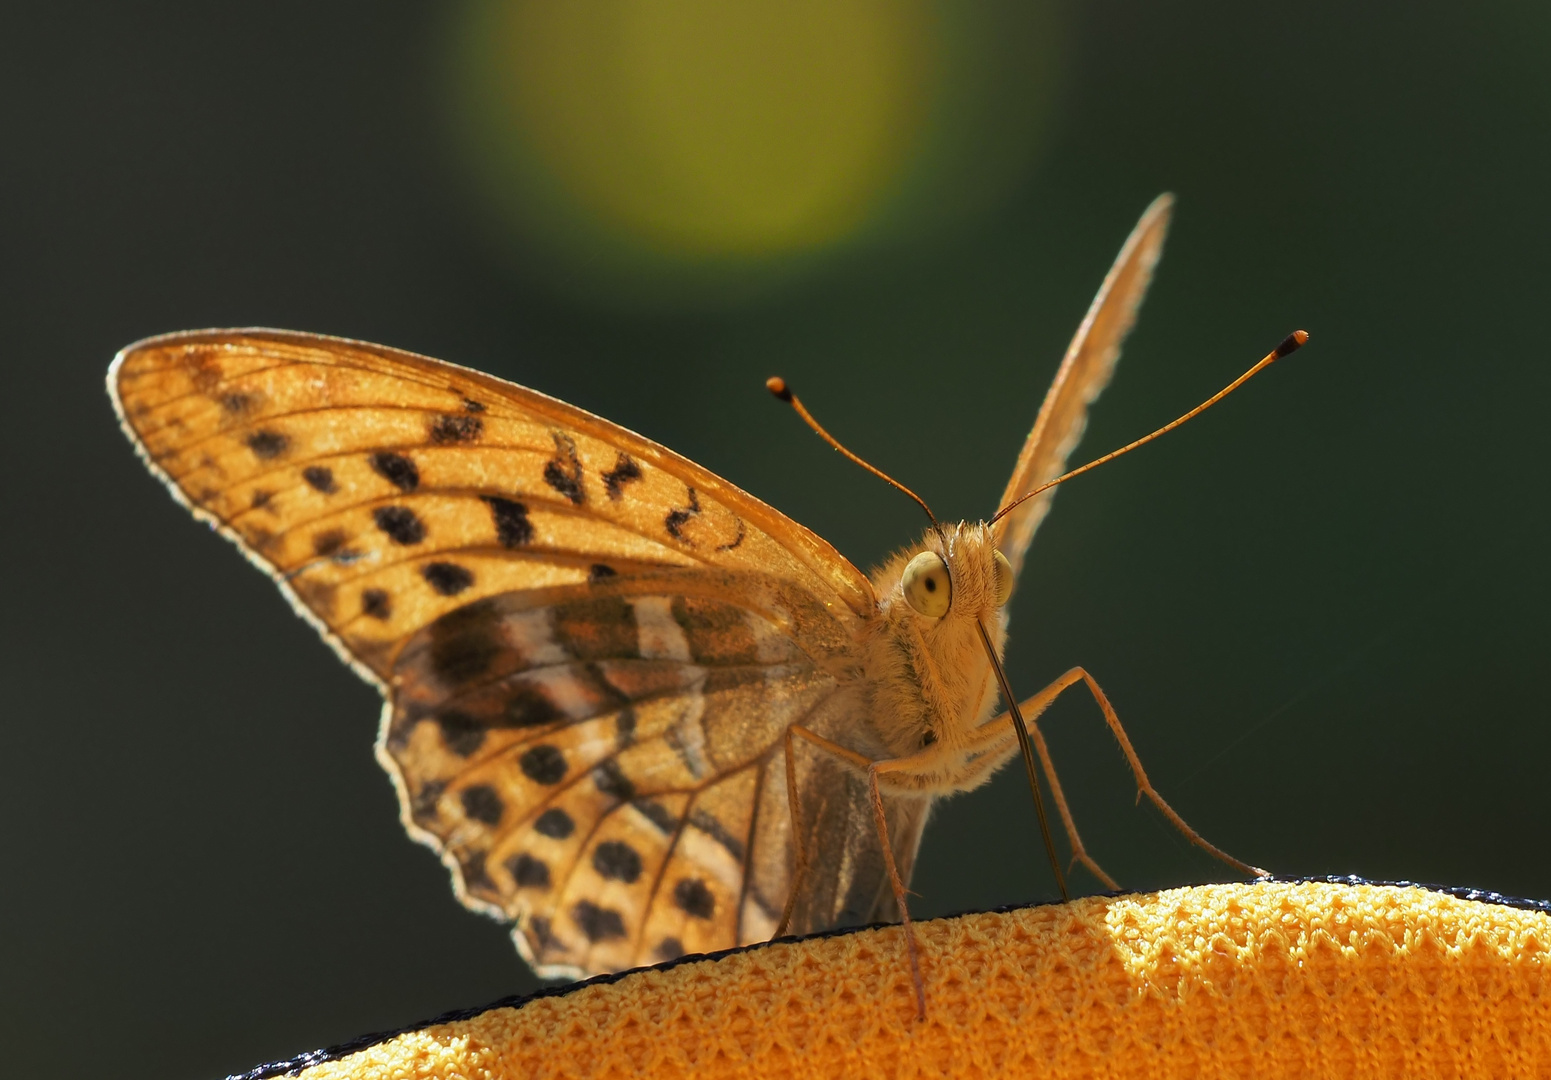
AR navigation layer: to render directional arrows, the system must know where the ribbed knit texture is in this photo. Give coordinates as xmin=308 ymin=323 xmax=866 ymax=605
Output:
xmin=277 ymin=881 xmax=1550 ymax=1079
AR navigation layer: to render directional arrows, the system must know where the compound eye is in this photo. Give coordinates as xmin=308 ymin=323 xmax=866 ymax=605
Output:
xmin=992 ymin=549 xmax=1014 ymax=607
xmin=901 ymin=551 xmax=952 ymax=618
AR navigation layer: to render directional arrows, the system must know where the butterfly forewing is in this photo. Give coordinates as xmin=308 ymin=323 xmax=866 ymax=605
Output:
xmin=111 ymin=330 xmax=874 ymax=679
xmin=994 ymin=194 xmax=1173 ymax=584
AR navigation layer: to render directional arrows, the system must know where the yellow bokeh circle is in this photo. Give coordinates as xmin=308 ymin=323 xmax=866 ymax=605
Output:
xmin=445 ymin=1 xmax=1059 ymax=296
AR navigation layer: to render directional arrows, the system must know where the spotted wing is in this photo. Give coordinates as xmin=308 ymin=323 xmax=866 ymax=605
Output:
xmin=993 ymin=195 xmax=1173 ymax=584
xmin=109 ymin=329 xmax=875 ymax=682
xmin=383 ymin=568 xmax=918 ymax=977
xmin=109 ymin=329 xmax=887 ymax=977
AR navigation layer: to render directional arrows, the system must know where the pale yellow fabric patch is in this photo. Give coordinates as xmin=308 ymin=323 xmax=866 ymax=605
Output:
xmin=288 ymin=881 xmax=1550 ymax=1079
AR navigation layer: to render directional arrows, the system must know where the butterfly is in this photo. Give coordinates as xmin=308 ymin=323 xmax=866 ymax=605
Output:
xmin=109 ymin=193 xmax=1264 ymax=1005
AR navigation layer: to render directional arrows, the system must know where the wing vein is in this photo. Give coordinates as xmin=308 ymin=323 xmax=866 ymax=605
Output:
xmin=628 ymin=791 xmax=697 ymax=965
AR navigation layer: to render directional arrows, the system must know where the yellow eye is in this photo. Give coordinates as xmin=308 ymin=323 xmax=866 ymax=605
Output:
xmin=901 ymin=551 xmax=952 ymax=618
xmin=993 ymin=549 xmax=1014 ymax=607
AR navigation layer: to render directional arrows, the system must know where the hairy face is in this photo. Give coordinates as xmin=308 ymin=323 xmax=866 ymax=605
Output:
xmin=886 ymin=522 xmax=1012 ymax=626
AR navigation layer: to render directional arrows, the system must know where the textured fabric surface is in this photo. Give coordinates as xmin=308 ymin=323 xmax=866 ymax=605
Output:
xmin=269 ymin=881 xmax=1550 ymax=1079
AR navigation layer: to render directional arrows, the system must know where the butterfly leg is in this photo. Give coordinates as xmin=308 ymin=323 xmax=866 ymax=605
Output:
xmin=970 ymin=683 xmax=1122 ymax=890
xmin=865 ymin=761 xmax=927 ymax=1020
xmin=774 ymin=725 xmax=816 ymax=939
xmin=786 ymin=724 xmax=927 ymax=1021
xmin=1023 ymin=712 xmax=1120 ymax=891
xmin=943 ymin=692 xmax=1120 ymax=890
xmin=1037 ymin=667 xmax=1268 ymax=879
xmin=776 ymin=726 xmax=882 ymax=939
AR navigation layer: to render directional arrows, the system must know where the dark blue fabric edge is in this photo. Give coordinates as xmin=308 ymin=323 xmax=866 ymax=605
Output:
xmin=228 ymin=875 xmax=1551 ymax=1080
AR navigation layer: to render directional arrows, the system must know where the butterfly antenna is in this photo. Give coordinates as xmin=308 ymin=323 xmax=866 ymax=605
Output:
xmin=991 ymin=330 xmax=1310 ymax=526
xmin=767 ymin=377 xmax=939 ymax=527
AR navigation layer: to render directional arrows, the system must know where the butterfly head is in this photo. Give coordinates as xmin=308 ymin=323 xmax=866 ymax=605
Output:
xmin=884 ymin=522 xmax=1013 ymax=625
xmin=866 ymin=522 xmax=1015 ymax=755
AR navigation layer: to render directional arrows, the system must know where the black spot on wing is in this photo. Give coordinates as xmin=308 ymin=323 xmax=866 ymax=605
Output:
xmin=520 ymin=744 xmax=567 ymax=785
xmin=373 ymin=505 xmax=425 ymax=545
xmin=302 ymin=465 xmax=336 ymax=493
xmin=423 ymin=561 xmax=474 ymax=596
xmin=655 ymin=937 xmax=686 ymax=962
xmin=688 ymin=809 xmax=746 ymax=862
xmin=436 ymin=710 xmax=486 ymax=756
xmin=461 ymin=398 xmax=485 ymax=413
xmin=460 ymin=785 xmax=505 ymax=825
xmin=674 ymin=878 xmax=715 ymax=920
xmin=615 ymin=707 xmax=636 ymax=750
xmin=481 ymin=495 xmax=533 ymax=548
xmin=527 ymin=915 xmax=554 ymax=950
xmin=592 ymin=840 xmax=642 ymax=883
xmin=410 ymin=780 xmax=445 ymax=824
xmin=427 ymin=598 xmax=504 ymax=684
xmin=592 ymin=760 xmax=635 ymax=801
xmin=312 ymin=529 xmax=350 ymax=559
xmin=509 ymin=853 xmax=550 ymax=889
xmin=664 ymin=487 xmax=700 ymax=541
xmin=429 ymin=413 xmax=483 ymax=444
xmin=588 ymin=563 xmax=617 ymax=584
xmin=534 ymin=808 xmax=575 ymax=839
xmin=220 ymin=391 xmax=254 ymax=414
xmin=459 ymin=850 xmax=495 ymax=894
xmin=250 ymin=489 xmax=273 ymax=510
xmin=572 ymin=900 xmax=626 ymax=942
xmin=601 ymin=453 xmax=642 ymax=500
xmin=361 ymin=588 xmax=392 ymax=620
xmin=715 ymin=517 xmax=746 ymax=552
xmin=542 ymin=430 xmax=585 ymax=505
xmin=181 ymin=348 xmax=222 ymax=392
xmin=502 ymin=681 xmax=565 ymax=728
xmin=245 ymin=430 xmax=289 ymax=459
xmin=369 ymin=451 xmax=419 ymax=492
xmin=635 ymin=799 xmax=677 ymax=834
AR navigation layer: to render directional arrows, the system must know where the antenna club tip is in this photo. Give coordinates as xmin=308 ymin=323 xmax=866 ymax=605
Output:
xmin=765 ymin=376 xmax=793 ymax=402
xmin=1275 ymin=330 xmax=1310 ymax=358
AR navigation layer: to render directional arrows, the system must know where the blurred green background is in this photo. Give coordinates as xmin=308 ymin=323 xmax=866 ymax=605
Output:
xmin=4 ymin=3 xmax=1550 ymax=1078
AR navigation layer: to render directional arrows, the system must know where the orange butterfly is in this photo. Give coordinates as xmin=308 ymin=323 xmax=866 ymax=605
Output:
xmin=109 ymin=195 xmax=1271 ymax=1011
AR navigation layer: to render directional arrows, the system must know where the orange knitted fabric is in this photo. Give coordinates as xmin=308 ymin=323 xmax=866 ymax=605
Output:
xmin=264 ymin=881 xmax=1550 ymax=1079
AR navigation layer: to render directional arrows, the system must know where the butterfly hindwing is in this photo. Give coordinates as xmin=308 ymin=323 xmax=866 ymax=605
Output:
xmin=380 ymin=572 xmax=858 ymax=977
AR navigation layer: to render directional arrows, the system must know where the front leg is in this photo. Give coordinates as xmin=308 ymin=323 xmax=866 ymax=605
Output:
xmin=773 ymin=724 xmax=877 ymax=940
xmin=824 ymin=698 xmax=1120 ymax=892
xmin=1036 ymin=667 xmax=1267 ymax=879
xmin=951 ymin=688 xmax=1121 ymax=891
